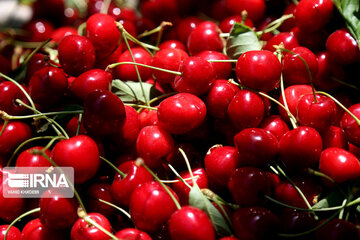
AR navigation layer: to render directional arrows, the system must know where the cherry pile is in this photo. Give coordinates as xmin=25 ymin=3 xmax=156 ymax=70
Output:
xmin=0 ymin=0 xmax=360 ymax=239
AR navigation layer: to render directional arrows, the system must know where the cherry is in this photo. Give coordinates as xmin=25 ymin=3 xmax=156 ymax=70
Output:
xmin=158 ymin=40 xmax=187 ymax=51
xmin=129 ymin=181 xmax=179 ymax=233
xmin=225 ymin=0 xmax=266 ymax=22
xmin=263 ymin=32 xmax=299 ymax=53
xmin=0 ymin=225 xmax=21 ymax=240
xmin=83 ymin=89 xmax=126 ymax=137
xmin=319 ymin=147 xmax=360 ymax=183
xmin=196 ymin=50 xmax=233 ymax=79
xmin=282 ymin=46 xmax=319 ymax=86
xmin=39 ymin=189 xmax=78 ymax=230
xmin=0 ymin=81 xmax=29 ymax=115
xmin=111 ymin=160 xmax=153 ymax=207
xmin=218 ymin=237 xmax=239 ymax=240
xmin=234 ymin=128 xmax=279 ymax=167
xmin=25 ymin=53 xmax=53 ymax=83
xmin=0 ymin=121 xmax=32 ymax=157
xmin=187 ymin=21 xmax=224 ymax=56
xmin=204 ymin=145 xmax=241 ymax=189
xmin=65 ymin=115 xmax=88 ymax=137
xmin=279 ymin=126 xmax=323 ymax=171
xmin=315 ymin=218 xmax=359 ymax=240
xmin=108 ymin=5 xmax=137 ymax=21
xmin=87 ymin=182 xmax=115 ymax=217
xmin=296 ymin=93 xmax=337 ymax=133
xmin=21 ymin=218 xmax=66 ymax=240
xmin=166 ymin=143 xmax=202 ymax=171
xmin=22 ymin=19 xmax=54 ymax=42
xmin=322 ymin=126 xmax=348 ymax=150
xmin=158 ymin=93 xmax=207 ymax=134
xmin=0 ymin=55 xmax=11 ymax=82
xmin=15 ymin=146 xmax=51 ymax=167
xmin=136 ymin=125 xmax=175 ymax=169
xmin=176 ymin=17 xmax=202 ymax=44
xmin=51 ymin=135 xmax=100 ymax=184
xmin=227 ymin=89 xmax=265 ymax=130
xmin=95 ymin=44 xmax=124 ymax=70
xmin=228 ymin=167 xmax=272 ymax=206
xmin=140 ymin=0 xmax=178 ymax=24
xmin=219 ymin=15 xmax=254 ymax=33
xmin=257 ymin=16 xmax=277 ymax=41
xmin=85 ymin=13 xmax=121 ymax=60
xmin=58 ymin=35 xmax=96 ymax=76
xmin=28 ymin=66 xmax=68 ymax=106
xmin=294 ymin=0 xmax=333 ymax=32
xmin=70 ymin=69 xmax=112 ymax=101
xmin=291 ymin=27 xmax=328 ymax=52
xmin=151 ymin=48 xmax=188 ymax=83
xmin=280 ymin=3 xmax=297 ymax=32
xmin=236 ymin=50 xmax=281 ymax=92
xmin=168 ymin=206 xmax=216 ymax=240
xmin=115 ymin=228 xmax=152 ymax=240
xmin=259 ymin=115 xmax=290 ymax=141
xmin=50 ymin=27 xmax=78 ymax=44
xmin=139 ymin=108 xmax=159 ymax=128
xmin=326 ymin=29 xmax=360 ymax=65
xmin=231 ymin=206 xmax=280 ymax=240
xmin=115 ymin=47 xmax=153 ymax=82
xmin=279 ymin=209 xmax=316 ymax=236
xmin=340 ymin=103 xmax=360 ymax=147
xmin=70 ymin=213 xmax=112 ymax=240
xmin=173 ymin=56 xmax=216 ymax=95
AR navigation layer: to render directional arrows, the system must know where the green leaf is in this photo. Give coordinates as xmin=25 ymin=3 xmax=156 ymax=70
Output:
xmin=225 ymin=22 xmax=262 ymax=60
xmin=189 ymin=184 xmax=232 ymax=237
xmin=312 ymin=190 xmax=344 ymax=209
xmin=111 ymin=79 xmax=161 ymax=104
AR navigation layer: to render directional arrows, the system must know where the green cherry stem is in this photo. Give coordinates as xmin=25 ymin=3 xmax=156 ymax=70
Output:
xmin=137 ymin=21 xmax=172 ymax=40
xmin=167 ymin=163 xmax=193 ymax=189
xmin=82 ymin=215 xmax=120 ymax=240
xmin=125 ymin=103 xmax=158 ymax=111
xmin=257 ymin=14 xmax=294 ymax=36
xmin=76 ymin=113 xmax=83 ymax=136
xmin=0 ymin=120 xmax=8 ymax=138
xmin=178 ymin=148 xmax=196 ymax=186
xmin=4 ymin=208 xmax=41 ymax=240
xmin=148 ymin=92 xmax=177 ymax=105
xmin=97 ymin=198 xmax=131 ymax=219
xmin=100 ymin=0 xmax=111 ymax=14
xmin=106 ymin=61 xmax=182 ymax=76
xmin=207 ymin=59 xmax=238 ymax=63
xmin=100 ymin=156 xmax=126 ymax=178
xmin=0 ymin=110 xmax=83 ymax=120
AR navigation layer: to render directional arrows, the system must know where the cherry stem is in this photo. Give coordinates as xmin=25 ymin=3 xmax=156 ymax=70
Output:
xmin=106 ymin=61 xmax=182 ymax=76
xmin=207 ymin=59 xmax=238 ymax=63
xmin=4 ymin=208 xmax=41 ymax=240
xmin=167 ymin=163 xmax=193 ymax=189
xmin=257 ymin=14 xmax=294 ymax=36
xmin=331 ymin=76 xmax=360 ymax=90
xmin=136 ymin=158 xmax=181 ymax=210
xmin=156 ymin=21 xmax=173 ymax=47
xmin=77 ymin=22 xmax=86 ymax=35
xmin=11 ymin=40 xmax=54 ymax=49
xmin=148 ymin=92 xmax=176 ymax=105
xmin=316 ymin=91 xmax=360 ymax=126
xmin=137 ymin=22 xmax=172 ymax=41
xmin=0 ymin=120 xmax=8 ymax=138
xmin=100 ymin=0 xmax=111 ymax=14
xmin=0 ymin=110 xmax=83 ymax=120
xmin=178 ymin=148 xmax=196 ymax=186
xmin=21 ymin=38 xmax=52 ymax=67
xmin=83 ymin=215 xmax=120 ymax=240
xmin=125 ymin=103 xmax=158 ymax=111
xmin=100 ymin=156 xmax=126 ymax=178
xmin=338 ymin=199 xmax=347 ymax=219
xmin=306 ymin=168 xmax=335 ymax=184
xmin=97 ymin=198 xmax=131 ymax=219
xmin=41 ymin=136 xmax=66 ymax=152
xmin=160 ymin=176 xmax=199 ymax=184
xmin=76 ymin=113 xmax=82 ymax=136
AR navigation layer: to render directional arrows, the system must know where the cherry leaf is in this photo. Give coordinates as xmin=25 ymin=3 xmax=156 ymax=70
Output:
xmin=312 ymin=190 xmax=343 ymax=209
xmin=225 ymin=22 xmax=261 ymax=60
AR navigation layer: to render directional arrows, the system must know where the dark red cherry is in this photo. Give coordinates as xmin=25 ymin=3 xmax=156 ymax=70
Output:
xmin=322 ymin=126 xmax=348 ymax=150
xmin=280 ymin=3 xmax=297 ymax=32
xmin=0 ymin=55 xmax=11 ymax=82
xmin=58 ymin=35 xmax=96 ymax=76
xmin=166 ymin=143 xmax=202 ymax=171
xmin=319 ymin=148 xmax=360 ymax=183
xmin=83 ymin=89 xmax=126 ymax=137
xmin=176 ymin=17 xmax=202 ymax=44
xmin=196 ymin=50 xmax=233 ymax=79
xmin=227 ymin=89 xmax=265 ymax=130
xmin=21 ymin=218 xmax=66 ymax=240
xmin=23 ymin=19 xmax=55 ymax=42
xmin=70 ymin=213 xmax=112 ymax=240
xmin=315 ymin=218 xmax=359 ymax=240
xmin=140 ymin=0 xmax=178 ymax=24
xmin=279 ymin=126 xmax=323 ymax=171
xmin=228 ymin=167 xmax=272 ymax=206
xmin=115 ymin=228 xmax=152 ymax=240
xmin=219 ymin=15 xmax=254 ymax=33
xmin=0 ymin=225 xmax=21 ymax=240
xmin=87 ymin=182 xmax=115 ymax=217
xmin=340 ymin=103 xmax=360 ymax=147
xmin=0 ymin=121 xmax=32 ymax=157
xmin=25 ymin=53 xmax=52 ymax=82
xmin=50 ymin=26 xmax=78 ymax=44
xmin=158 ymin=93 xmax=207 ymax=134
xmin=291 ymin=27 xmax=328 ymax=52
xmin=0 ymin=81 xmax=29 ymax=115
xmin=234 ymin=128 xmax=279 ymax=167
xmin=225 ymin=0 xmax=266 ymax=22
xmin=259 ymin=115 xmax=290 ymax=141
xmin=15 ymin=146 xmax=51 ymax=167
xmin=168 ymin=206 xmax=216 ymax=240
xmin=263 ymin=32 xmax=299 ymax=52
xmin=280 ymin=209 xmax=316 ymax=235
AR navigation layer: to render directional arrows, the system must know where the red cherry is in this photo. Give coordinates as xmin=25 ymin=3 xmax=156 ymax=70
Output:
xmin=25 ymin=53 xmax=53 ymax=83
xmin=168 ymin=206 xmax=216 ymax=240
xmin=108 ymin=5 xmax=137 ymax=21
xmin=139 ymin=108 xmax=159 ymax=128
xmin=322 ymin=126 xmax=348 ymax=150
xmin=115 ymin=228 xmax=152 ymax=240
xmin=50 ymin=26 xmax=78 ymax=44
xmin=87 ymin=182 xmax=115 ymax=217
xmin=23 ymin=19 xmax=55 ymax=42
xmin=51 ymin=135 xmax=100 ymax=184
xmin=279 ymin=126 xmax=323 ymax=171
xmin=129 ymin=181 xmax=179 ymax=233
xmin=70 ymin=213 xmax=112 ymax=240
xmin=225 ymin=0 xmax=266 ymax=22
xmin=0 ymin=121 xmax=32 ymax=157
xmin=176 ymin=17 xmax=202 ymax=44
xmin=280 ymin=3 xmax=297 ymax=32
xmin=158 ymin=40 xmax=187 ymax=51
xmin=15 ymin=146 xmax=51 ymax=167
xmin=140 ymin=0 xmax=178 ymax=24
xmin=291 ymin=27 xmax=328 ymax=52
xmin=319 ymin=148 xmax=360 ymax=183
xmin=236 ymin=50 xmax=281 ymax=92
xmin=280 ymin=209 xmax=316 ymax=235
xmin=0 ymin=225 xmax=21 ymax=240
xmin=259 ymin=115 xmax=290 ymax=141
xmin=219 ymin=15 xmax=254 ymax=33
xmin=21 ymin=218 xmax=66 ymax=240
xmin=0 ymin=81 xmax=29 ymax=115
xmin=263 ymin=32 xmax=299 ymax=52
xmin=257 ymin=16 xmax=276 ymax=41
xmin=227 ymin=89 xmax=265 ymax=130
xmin=58 ymin=35 xmax=96 ymax=76
xmin=340 ymin=103 xmax=360 ymax=147
xmin=196 ymin=50 xmax=233 ymax=79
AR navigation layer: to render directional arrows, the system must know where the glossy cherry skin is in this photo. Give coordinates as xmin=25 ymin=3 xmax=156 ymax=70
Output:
xmin=280 ymin=209 xmax=316 ymax=235
xmin=139 ymin=108 xmax=158 ymax=128
xmin=322 ymin=126 xmax=348 ymax=150
xmin=23 ymin=19 xmax=55 ymax=42
xmin=58 ymin=35 xmax=95 ymax=76
xmin=21 ymin=218 xmax=66 ymax=240
xmin=85 ymin=13 xmax=120 ymax=59
xmin=225 ymin=0 xmax=266 ymax=22
xmin=227 ymin=90 xmax=265 ymax=130
xmin=25 ymin=53 xmax=53 ymax=82
xmin=187 ymin=21 xmax=224 ymax=56
xmin=326 ymin=29 xmax=360 ymax=65
xmin=158 ymin=93 xmax=207 ymax=134
xmin=83 ymin=89 xmax=126 ymax=137
xmin=87 ymin=182 xmax=115 ymax=217
xmin=294 ymin=0 xmax=333 ymax=32
xmin=259 ymin=115 xmax=290 ymax=141
xmin=296 ymin=93 xmax=337 ymax=133
xmin=70 ymin=69 xmax=112 ymax=101
xmin=205 ymin=79 xmax=240 ymax=119
xmin=115 ymin=47 xmax=153 ymax=81
xmin=231 ymin=206 xmax=280 ymax=240
xmin=228 ymin=167 xmax=272 ymax=206
xmin=236 ymin=50 xmax=281 ymax=92
xmin=234 ymin=128 xmax=279 ymax=167
xmin=158 ymin=40 xmax=187 ymax=51
xmin=176 ymin=17 xmax=202 ymax=44
xmin=219 ymin=15 xmax=254 ymax=33
xmin=280 ymin=3 xmax=297 ymax=31
xmin=136 ymin=125 xmax=175 ymax=169
xmin=0 ymin=121 xmax=32 ymax=157
xmin=279 ymin=126 xmax=323 ymax=171
xmin=291 ymin=26 xmax=328 ymax=52
xmin=51 ymin=135 xmax=100 ymax=184
xmin=15 ymin=146 xmax=51 ymax=167
xmin=70 ymin=213 xmax=112 ymax=240
xmin=173 ymin=56 xmax=216 ymax=95
xmin=204 ymin=145 xmax=241 ymax=189
xmin=282 ymin=47 xmax=319 ymax=86
xmin=115 ymin=228 xmax=152 ymax=240
xmin=340 ymin=103 xmax=360 ymax=147
xmin=263 ymin=32 xmax=299 ymax=52
xmin=316 ymin=219 xmax=359 ymax=240
xmin=129 ymin=181 xmax=179 ymax=233
xmin=29 ymin=66 xmax=68 ymax=106
xmin=319 ymin=148 xmax=360 ymax=183
xmin=196 ymin=50 xmax=233 ymax=79
xmin=111 ymin=160 xmax=153 ymax=207
xmin=151 ymin=48 xmax=189 ymax=83
xmin=50 ymin=26 xmax=78 ymax=44
xmin=168 ymin=206 xmax=216 ymax=240
xmin=39 ymin=189 xmax=78 ymax=230
xmin=0 ymin=225 xmax=21 ymax=240
xmin=0 ymin=81 xmax=29 ymax=115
